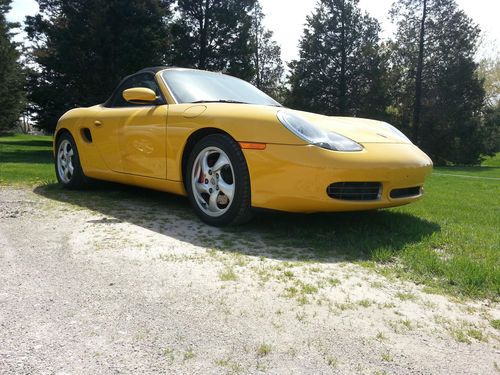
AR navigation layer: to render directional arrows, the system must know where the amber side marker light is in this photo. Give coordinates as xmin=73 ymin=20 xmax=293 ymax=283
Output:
xmin=239 ymin=142 xmax=267 ymax=150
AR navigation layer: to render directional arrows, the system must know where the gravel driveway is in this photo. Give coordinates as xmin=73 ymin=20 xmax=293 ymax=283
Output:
xmin=0 ymin=186 xmax=498 ymax=374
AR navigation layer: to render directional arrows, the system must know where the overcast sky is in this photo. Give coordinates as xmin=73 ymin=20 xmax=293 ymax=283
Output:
xmin=7 ymin=0 xmax=499 ymax=62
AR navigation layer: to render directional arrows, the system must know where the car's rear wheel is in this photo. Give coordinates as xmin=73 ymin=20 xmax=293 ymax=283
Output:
xmin=55 ymin=132 xmax=87 ymax=189
xmin=186 ymin=134 xmax=253 ymax=226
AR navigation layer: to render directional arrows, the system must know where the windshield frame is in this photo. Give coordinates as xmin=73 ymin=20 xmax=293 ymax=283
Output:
xmin=159 ymin=68 xmax=282 ymax=107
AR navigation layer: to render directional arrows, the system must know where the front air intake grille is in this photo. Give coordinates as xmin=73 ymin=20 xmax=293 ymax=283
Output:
xmin=327 ymin=182 xmax=381 ymax=201
xmin=390 ymin=186 xmax=421 ymax=199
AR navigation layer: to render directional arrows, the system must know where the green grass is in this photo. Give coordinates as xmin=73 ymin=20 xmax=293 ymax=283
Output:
xmin=0 ymin=134 xmax=55 ymax=184
xmin=482 ymin=153 xmax=500 ymax=168
xmin=1 ymin=134 xmax=498 ymax=300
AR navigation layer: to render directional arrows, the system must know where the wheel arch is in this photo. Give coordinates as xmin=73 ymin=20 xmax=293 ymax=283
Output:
xmin=53 ymin=128 xmax=72 ymax=155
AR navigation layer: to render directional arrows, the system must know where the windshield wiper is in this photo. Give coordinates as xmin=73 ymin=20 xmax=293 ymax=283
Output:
xmin=189 ymin=99 xmax=250 ymax=104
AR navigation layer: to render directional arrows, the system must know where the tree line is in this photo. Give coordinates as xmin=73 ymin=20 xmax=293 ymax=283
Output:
xmin=0 ymin=0 xmax=498 ymax=164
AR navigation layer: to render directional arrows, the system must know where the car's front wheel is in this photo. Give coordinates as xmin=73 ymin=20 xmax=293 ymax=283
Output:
xmin=55 ymin=131 xmax=87 ymax=189
xmin=186 ymin=134 xmax=253 ymax=226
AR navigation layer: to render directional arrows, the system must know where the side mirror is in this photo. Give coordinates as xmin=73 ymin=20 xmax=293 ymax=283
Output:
xmin=122 ymin=87 xmax=157 ymax=104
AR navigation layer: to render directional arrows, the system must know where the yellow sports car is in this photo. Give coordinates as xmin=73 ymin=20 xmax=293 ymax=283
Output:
xmin=54 ymin=67 xmax=433 ymax=225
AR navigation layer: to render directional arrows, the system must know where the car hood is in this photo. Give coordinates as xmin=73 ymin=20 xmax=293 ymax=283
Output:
xmin=288 ymin=110 xmax=410 ymax=144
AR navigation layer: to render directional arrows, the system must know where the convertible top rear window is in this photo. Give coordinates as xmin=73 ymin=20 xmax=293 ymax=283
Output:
xmin=161 ymin=69 xmax=281 ymax=107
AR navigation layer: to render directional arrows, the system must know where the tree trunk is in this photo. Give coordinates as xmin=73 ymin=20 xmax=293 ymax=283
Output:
xmin=254 ymin=12 xmax=261 ymax=89
xmin=339 ymin=0 xmax=347 ymax=115
xmin=198 ymin=0 xmax=210 ymax=69
xmin=413 ymin=0 xmax=427 ymax=144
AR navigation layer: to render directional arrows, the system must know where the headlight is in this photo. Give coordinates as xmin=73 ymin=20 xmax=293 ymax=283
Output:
xmin=380 ymin=122 xmax=412 ymax=143
xmin=277 ymin=111 xmax=363 ymax=152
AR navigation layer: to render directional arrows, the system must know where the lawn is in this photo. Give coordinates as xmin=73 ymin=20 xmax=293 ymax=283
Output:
xmin=1 ymin=134 xmax=498 ymax=300
xmin=0 ymin=134 xmax=55 ymax=184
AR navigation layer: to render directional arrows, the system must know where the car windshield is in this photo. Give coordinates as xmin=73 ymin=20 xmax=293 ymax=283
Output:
xmin=161 ymin=69 xmax=282 ymax=107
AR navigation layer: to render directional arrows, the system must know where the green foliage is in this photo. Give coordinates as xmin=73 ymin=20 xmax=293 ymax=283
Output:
xmin=389 ymin=0 xmax=488 ymax=165
xmin=168 ymin=0 xmax=257 ymax=81
xmin=478 ymin=54 xmax=500 ymax=107
xmin=250 ymin=3 xmax=284 ymax=100
xmin=286 ymin=0 xmax=389 ymax=118
xmin=25 ymin=0 xmax=173 ymax=133
xmin=0 ymin=0 xmax=25 ymax=132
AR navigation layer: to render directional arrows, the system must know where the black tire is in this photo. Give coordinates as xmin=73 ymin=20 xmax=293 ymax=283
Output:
xmin=55 ymin=131 xmax=87 ymax=189
xmin=186 ymin=134 xmax=254 ymax=226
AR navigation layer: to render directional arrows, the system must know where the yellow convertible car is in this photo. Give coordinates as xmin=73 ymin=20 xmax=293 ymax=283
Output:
xmin=54 ymin=67 xmax=433 ymax=225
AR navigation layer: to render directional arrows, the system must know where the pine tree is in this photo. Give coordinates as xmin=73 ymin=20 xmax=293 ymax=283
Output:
xmin=250 ymin=3 xmax=284 ymax=100
xmin=286 ymin=0 xmax=388 ymax=118
xmin=25 ymin=0 xmax=173 ymax=132
xmin=0 ymin=0 xmax=25 ymax=132
xmin=168 ymin=0 xmax=257 ymax=81
xmin=390 ymin=0 xmax=486 ymax=164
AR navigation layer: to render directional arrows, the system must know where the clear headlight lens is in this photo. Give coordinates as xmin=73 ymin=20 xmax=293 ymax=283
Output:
xmin=380 ymin=122 xmax=412 ymax=143
xmin=277 ymin=111 xmax=363 ymax=152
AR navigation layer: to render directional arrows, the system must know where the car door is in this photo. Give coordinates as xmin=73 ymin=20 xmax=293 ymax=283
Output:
xmin=95 ymin=73 xmax=168 ymax=179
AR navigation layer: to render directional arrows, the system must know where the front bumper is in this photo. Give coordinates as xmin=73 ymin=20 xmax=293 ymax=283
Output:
xmin=243 ymin=143 xmax=433 ymax=213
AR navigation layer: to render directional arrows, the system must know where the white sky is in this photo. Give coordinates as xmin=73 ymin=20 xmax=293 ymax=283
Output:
xmin=7 ymin=0 xmax=500 ymax=62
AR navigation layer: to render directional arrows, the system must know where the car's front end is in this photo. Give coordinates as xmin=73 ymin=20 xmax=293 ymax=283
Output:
xmin=241 ymin=109 xmax=433 ymax=213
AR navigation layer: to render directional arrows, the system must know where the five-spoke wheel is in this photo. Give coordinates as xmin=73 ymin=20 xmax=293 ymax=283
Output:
xmin=55 ymin=132 xmax=86 ymax=189
xmin=191 ymin=146 xmax=235 ymax=217
xmin=186 ymin=134 xmax=253 ymax=226
xmin=57 ymin=139 xmax=75 ymax=184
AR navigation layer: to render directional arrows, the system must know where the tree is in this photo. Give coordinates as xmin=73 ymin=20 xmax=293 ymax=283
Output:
xmin=168 ymin=0 xmax=257 ymax=81
xmin=0 ymin=0 xmax=25 ymax=132
xmin=390 ymin=0 xmax=487 ymax=164
xmin=478 ymin=54 xmax=500 ymax=107
xmin=250 ymin=3 xmax=284 ymax=100
xmin=286 ymin=0 xmax=388 ymax=118
xmin=26 ymin=0 xmax=173 ymax=133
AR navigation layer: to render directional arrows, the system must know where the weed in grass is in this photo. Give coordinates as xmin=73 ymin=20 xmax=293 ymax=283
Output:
xmin=300 ymin=283 xmax=319 ymax=295
xmin=371 ymin=281 xmax=385 ymax=289
xmin=376 ymin=332 xmax=387 ymax=341
xmin=395 ymin=292 xmax=417 ymax=301
xmin=354 ymin=299 xmax=370 ymax=307
xmin=215 ymin=358 xmax=244 ymax=374
xmin=389 ymin=318 xmax=413 ymax=333
xmin=400 ymin=319 xmax=413 ymax=329
xmin=381 ymin=352 xmax=394 ymax=362
xmin=453 ymin=329 xmax=471 ymax=344
xmin=163 ymin=347 xmax=175 ymax=364
xmin=325 ymin=355 xmax=338 ymax=367
xmin=297 ymin=295 xmax=309 ymax=305
xmin=257 ymin=343 xmax=272 ymax=357
xmin=183 ymin=349 xmax=196 ymax=361
xmin=328 ymin=278 xmax=341 ymax=287
xmin=490 ymin=319 xmax=500 ymax=330
xmin=466 ymin=329 xmax=487 ymax=342
xmin=219 ymin=268 xmax=238 ymax=281
xmin=421 ymin=300 xmax=438 ymax=310
xmin=371 ymin=247 xmax=394 ymax=263
xmin=335 ymin=301 xmax=356 ymax=311
xmin=379 ymin=302 xmax=396 ymax=309
xmin=284 ymin=286 xmax=298 ymax=299
xmin=296 ymin=311 xmax=306 ymax=322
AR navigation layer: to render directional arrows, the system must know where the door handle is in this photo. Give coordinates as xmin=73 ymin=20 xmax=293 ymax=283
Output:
xmin=94 ymin=120 xmax=102 ymax=127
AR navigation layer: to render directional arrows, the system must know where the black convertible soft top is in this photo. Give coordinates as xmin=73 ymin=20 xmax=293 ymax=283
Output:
xmin=103 ymin=66 xmax=172 ymax=107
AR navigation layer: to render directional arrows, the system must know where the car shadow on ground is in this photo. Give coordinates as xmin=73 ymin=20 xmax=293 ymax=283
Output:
xmin=34 ymin=182 xmax=441 ymax=263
